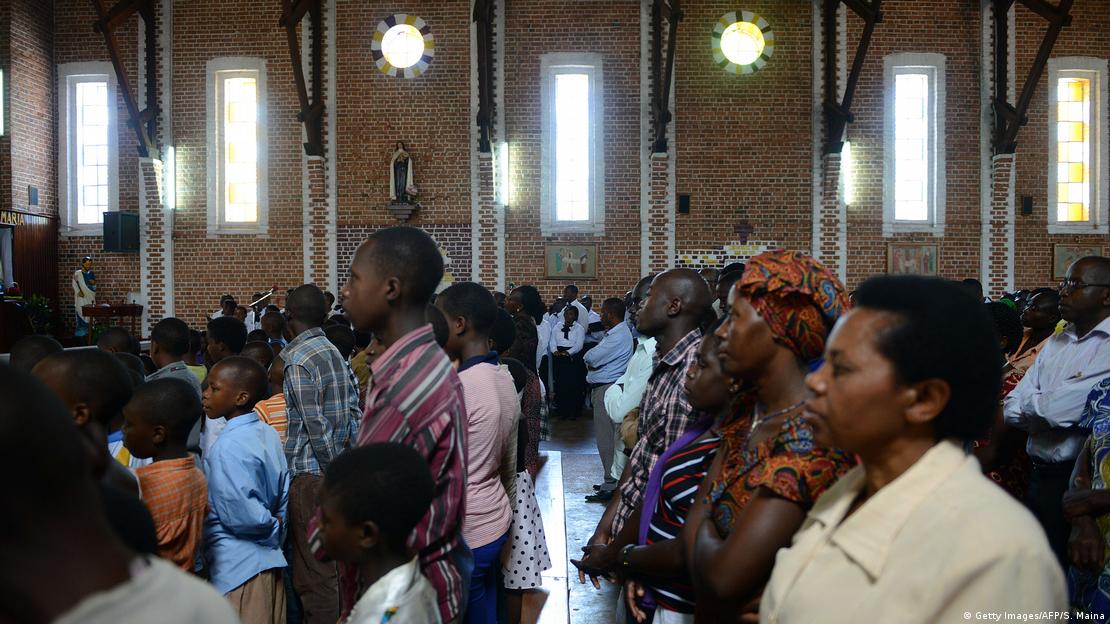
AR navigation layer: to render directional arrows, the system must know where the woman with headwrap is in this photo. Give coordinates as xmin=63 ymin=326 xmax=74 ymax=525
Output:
xmin=573 ymin=250 xmax=853 ymax=623
xmin=679 ymin=249 xmax=855 ymax=622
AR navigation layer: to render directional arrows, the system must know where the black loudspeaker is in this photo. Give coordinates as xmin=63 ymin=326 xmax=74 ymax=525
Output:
xmin=103 ymin=212 xmax=140 ymax=253
xmin=678 ymin=194 xmax=691 ymax=214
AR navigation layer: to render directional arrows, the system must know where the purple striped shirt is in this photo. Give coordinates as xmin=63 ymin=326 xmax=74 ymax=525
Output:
xmin=356 ymin=324 xmax=468 ymax=624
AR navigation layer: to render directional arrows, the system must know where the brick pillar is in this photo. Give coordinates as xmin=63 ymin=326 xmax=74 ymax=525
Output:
xmin=475 ymin=151 xmax=501 ymax=289
xmin=306 ymin=156 xmax=331 ymax=288
xmin=139 ymin=157 xmax=165 ymax=335
xmin=647 ymin=152 xmax=673 ymax=273
xmin=986 ymin=153 xmax=1016 ymax=298
xmin=815 ymin=152 xmax=847 ymax=282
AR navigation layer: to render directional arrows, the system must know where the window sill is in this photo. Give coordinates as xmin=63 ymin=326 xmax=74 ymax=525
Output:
xmin=883 ymin=222 xmax=945 ymax=237
xmin=207 ymin=225 xmax=269 ymax=238
xmin=60 ymin=226 xmax=104 ymax=238
xmin=1048 ymin=223 xmax=1108 ymax=235
xmin=540 ymin=221 xmax=605 ymax=238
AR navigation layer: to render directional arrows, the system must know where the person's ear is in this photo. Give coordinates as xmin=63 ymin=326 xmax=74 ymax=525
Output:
xmin=235 ymin=389 xmax=250 ymax=409
xmin=359 ymin=519 xmax=382 ymax=551
xmin=667 ymin=296 xmax=683 ymax=318
xmin=903 ymin=378 xmax=950 ymax=428
xmin=72 ymin=402 xmax=92 ymax=427
xmin=151 ymin=424 xmax=167 ymax=446
xmin=383 ymin=276 xmax=402 ymax=303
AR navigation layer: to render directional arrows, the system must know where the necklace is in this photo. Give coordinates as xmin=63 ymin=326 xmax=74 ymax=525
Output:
xmin=749 ymin=400 xmax=806 ymax=434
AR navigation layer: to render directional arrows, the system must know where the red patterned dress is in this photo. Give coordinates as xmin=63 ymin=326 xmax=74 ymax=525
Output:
xmin=708 ymin=412 xmax=854 ymax=536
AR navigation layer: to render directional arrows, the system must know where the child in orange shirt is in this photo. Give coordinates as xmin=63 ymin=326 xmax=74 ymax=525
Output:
xmin=122 ymin=377 xmax=209 ymax=571
xmin=253 ymin=352 xmax=289 ymax=445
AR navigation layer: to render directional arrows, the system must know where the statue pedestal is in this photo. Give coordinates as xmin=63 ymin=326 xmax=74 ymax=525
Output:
xmin=387 ymin=202 xmax=418 ymax=222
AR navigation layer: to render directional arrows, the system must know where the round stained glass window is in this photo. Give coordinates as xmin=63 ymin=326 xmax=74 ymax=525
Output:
xmin=713 ymin=11 xmax=774 ymax=75
xmin=382 ymin=24 xmax=425 ymax=69
xmin=372 ymin=15 xmax=435 ymax=78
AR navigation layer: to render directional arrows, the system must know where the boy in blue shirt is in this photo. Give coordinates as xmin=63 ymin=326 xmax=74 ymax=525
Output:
xmin=201 ymin=356 xmax=290 ymax=622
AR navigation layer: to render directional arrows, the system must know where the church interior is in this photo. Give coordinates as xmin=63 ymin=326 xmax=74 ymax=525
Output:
xmin=2 ymin=1 xmax=1110 ymax=623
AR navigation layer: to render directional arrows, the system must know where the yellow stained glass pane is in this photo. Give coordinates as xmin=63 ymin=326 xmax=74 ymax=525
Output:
xmin=1058 ymin=182 xmax=1071 ymax=200
xmin=1064 ymin=122 xmax=1086 ymax=142
xmin=1059 ymin=163 xmax=1071 ymax=182
xmin=1071 ymin=162 xmax=1087 ymax=183
xmin=227 ymin=182 xmax=256 ymax=205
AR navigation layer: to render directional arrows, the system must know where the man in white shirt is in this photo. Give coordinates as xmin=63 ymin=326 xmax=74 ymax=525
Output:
xmin=1004 ymin=256 xmax=1110 ymax=565
xmin=564 ymin=284 xmax=590 ymax=333
xmin=603 ymin=274 xmax=656 ymax=486
xmin=581 ymin=296 xmax=606 ymax=345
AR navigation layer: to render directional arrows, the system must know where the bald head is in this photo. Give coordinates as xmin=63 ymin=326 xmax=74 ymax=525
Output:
xmin=1073 ymin=256 xmax=1110 ymax=283
xmin=637 ymin=269 xmax=712 ymax=337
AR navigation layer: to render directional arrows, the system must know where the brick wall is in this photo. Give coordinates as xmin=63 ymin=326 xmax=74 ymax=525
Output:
xmin=336 ymin=224 xmax=472 ymax=292
xmin=54 ymin=0 xmax=141 ymax=330
xmin=1013 ymin=0 xmax=1110 ymax=289
xmin=169 ymin=0 xmax=306 ymax=329
xmin=674 ymin=0 xmax=815 ymax=268
xmin=335 ymin=1 xmax=472 ymax=228
xmin=842 ymin=0 xmax=984 ymax=288
xmin=9 ymin=0 xmax=55 ymax=219
xmin=503 ymin=0 xmax=643 ymax=302
xmin=0 ymin=0 xmax=10 ymax=215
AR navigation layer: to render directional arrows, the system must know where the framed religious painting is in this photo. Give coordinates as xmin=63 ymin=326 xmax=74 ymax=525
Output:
xmin=1053 ymin=244 xmax=1104 ymax=280
xmin=887 ymin=243 xmax=938 ymax=276
xmin=545 ymin=244 xmax=598 ymax=280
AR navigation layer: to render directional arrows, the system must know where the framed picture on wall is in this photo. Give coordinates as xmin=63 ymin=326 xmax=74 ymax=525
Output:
xmin=887 ymin=243 xmax=938 ymax=276
xmin=545 ymin=244 xmax=598 ymax=280
xmin=1053 ymin=244 xmax=1104 ymax=280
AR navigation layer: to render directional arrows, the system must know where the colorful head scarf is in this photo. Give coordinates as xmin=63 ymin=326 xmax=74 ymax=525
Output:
xmin=735 ymin=249 xmax=849 ymax=364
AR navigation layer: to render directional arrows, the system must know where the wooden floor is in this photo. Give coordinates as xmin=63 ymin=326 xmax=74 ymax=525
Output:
xmin=535 ymin=450 xmax=571 ymax=624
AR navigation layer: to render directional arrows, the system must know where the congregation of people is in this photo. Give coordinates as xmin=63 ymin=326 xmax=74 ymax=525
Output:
xmin=9 ymin=224 xmax=1110 ymax=624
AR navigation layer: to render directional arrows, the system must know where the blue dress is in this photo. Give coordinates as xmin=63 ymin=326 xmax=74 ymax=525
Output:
xmin=1068 ymin=376 xmax=1110 ymax=618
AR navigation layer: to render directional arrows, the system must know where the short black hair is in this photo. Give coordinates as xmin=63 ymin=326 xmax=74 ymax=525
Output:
xmin=438 ymin=282 xmax=498 ymax=337
xmin=324 ymin=325 xmax=357 ymax=359
xmin=210 ymin=356 xmax=269 ymax=408
xmin=247 ymin=329 xmax=269 ymax=343
xmin=512 ymin=285 xmax=545 ymax=325
xmin=38 ymin=350 xmax=134 ymax=428
xmin=114 ymin=352 xmax=147 ymax=387
xmin=287 ymin=284 xmax=328 ymax=327
xmin=1030 ymin=287 xmax=1061 ymax=305
xmin=490 ymin=309 xmax=517 ymax=354
xmin=324 ymin=442 xmax=434 ymax=544
xmin=359 ymin=226 xmax=444 ymax=305
xmin=0 ymin=365 xmax=97 ymax=537
xmin=564 ymin=284 xmax=579 ymax=297
xmin=986 ymin=301 xmax=1024 ymax=355
xmin=354 ymin=330 xmax=373 ymax=350
xmin=207 ymin=316 xmax=248 ymax=354
xmin=240 ymin=341 xmax=275 ymax=370
xmin=97 ymin=326 xmax=134 ymax=353
xmin=9 ymin=334 xmax=63 ymax=372
xmin=151 ymin=317 xmax=190 ymax=357
xmin=854 ymin=275 xmax=1002 ymax=442
xmin=721 ymin=262 xmax=745 ymax=275
xmin=188 ymin=329 xmax=203 ymax=355
xmin=718 ymin=269 xmax=744 ymax=291
xmin=129 ymin=378 xmax=202 ymax=444
xmin=602 ymin=297 xmax=626 ymax=319
xmin=261 ymin=311 xmax=285 ymax=332
xmin=425 ymin=304 xmax=449 ymax=348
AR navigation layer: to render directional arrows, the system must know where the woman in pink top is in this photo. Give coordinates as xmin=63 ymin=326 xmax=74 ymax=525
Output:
xmin=437 ymin=283 xmax=518 ymax=624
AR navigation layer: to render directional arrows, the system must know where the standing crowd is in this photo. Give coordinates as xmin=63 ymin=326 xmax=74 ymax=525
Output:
xmin=5 ymin=225 xmax=1110 ymax=624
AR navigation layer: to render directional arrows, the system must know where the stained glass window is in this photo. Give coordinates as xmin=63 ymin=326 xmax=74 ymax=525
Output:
xmin=721 ymin=21 xmax=765 ymax=66
xmin=1056 ymin=76 xmax=1091 ymax=223
xmin=382 ymin=24 xmax=425 ymax=69
xmin=219 ymin=72 xmax=259 ymax=224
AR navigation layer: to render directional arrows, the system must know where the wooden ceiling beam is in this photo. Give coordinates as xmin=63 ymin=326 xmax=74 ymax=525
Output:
xmin=89 ymin=0 xmax=158 ymax=158
xmin=279 ymin=0 xmax=324 ymax=156
xmin=823 ymin=0 xmax=883 ymax=155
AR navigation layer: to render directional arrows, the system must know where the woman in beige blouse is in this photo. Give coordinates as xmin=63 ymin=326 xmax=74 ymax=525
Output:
xmin=760 ymin=276 xmax=1065 ymax=624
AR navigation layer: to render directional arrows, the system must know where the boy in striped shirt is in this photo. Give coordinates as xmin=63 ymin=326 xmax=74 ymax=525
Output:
xmin=340 ymin=226 xmax=469 ymax=624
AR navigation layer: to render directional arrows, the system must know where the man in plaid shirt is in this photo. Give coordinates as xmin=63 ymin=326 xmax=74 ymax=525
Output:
xmin=282 ymin=284 xmax=361 ymax=624
xmin=584 ymin=269 xmax=713 ymax=550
